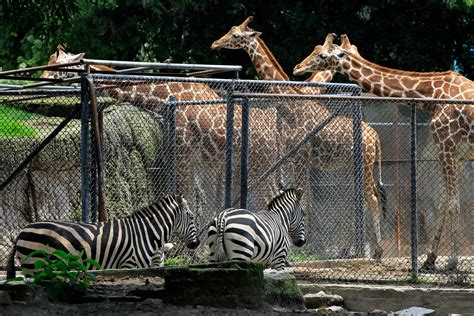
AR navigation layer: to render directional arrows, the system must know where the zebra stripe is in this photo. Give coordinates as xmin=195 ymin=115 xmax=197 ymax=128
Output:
xmin=207 ymin=188 xmax=306 ymax=270
xmin=7 ymin=195 xmax=199 ymax=278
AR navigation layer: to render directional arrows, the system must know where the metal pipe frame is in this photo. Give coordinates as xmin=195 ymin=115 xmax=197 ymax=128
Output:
xmin=224 ymin=83 xmax=235 ymax=208
xmin=410 ymin=102 xmax=419 ymax=280
xmin=80 ymin=74 xmax=91 ymax=222
xmin=240 ymin=97 xmax=250 ymax=209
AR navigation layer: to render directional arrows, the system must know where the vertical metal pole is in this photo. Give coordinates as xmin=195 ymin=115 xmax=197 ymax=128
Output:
xmin=240 ymin=97 xmax=249 ymax=209
xmin=353 ymin=92 xmax=365 ymax=257
xmin=410 ymin=102 xmax=419 ymax=279
xmin=87 ymin=75 xmax=107 ymax=222
xmin=164 ymin=96 xmax=177 ymax=195
xmin=80 ymin=74 xmax=90 ymax=222
xmin=225 ymin=83 xmax=235 ymax=208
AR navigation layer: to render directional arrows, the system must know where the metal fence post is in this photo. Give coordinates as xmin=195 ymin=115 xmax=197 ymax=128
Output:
xmin=240 ymin=97 xmax=249 ymax=209
xmin=410 ymin=102 xmax=419 ymax=279
xmin=164 ymin=96 xmax=177 ymax=195
xmin=80 ymin=74 xmax=90 ymax=222
xmin=225 ymin=83 xmax=235 ymax=208
xmin=353 ymin=93 xmax=365 ymax=257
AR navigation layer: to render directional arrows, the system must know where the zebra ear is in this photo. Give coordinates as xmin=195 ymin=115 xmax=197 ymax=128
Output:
xmin=175 ymin=195 xmax=183 ymax=205
xmin=295 ymin=188 xmax=304 ymax=200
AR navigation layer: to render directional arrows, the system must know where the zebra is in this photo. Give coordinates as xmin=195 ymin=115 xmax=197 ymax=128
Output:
xmin=7 ymin=195 xmax=199 ymax=278
xmin=207 ymin=188 xmax=306 ymax=270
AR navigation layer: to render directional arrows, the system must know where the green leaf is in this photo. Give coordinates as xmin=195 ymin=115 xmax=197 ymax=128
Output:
xmin=52 ymin=250 xmax=69 ymax=260
xmin=24 ymin=249 xmax=47 ymax=261
xmin=84 ymin=258 xmax=101 ymax=270
xmin=33 ymin=259 xmax=48 ymax=270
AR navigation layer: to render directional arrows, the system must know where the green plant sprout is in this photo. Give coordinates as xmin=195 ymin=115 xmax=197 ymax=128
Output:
xmin=17 ymin=249 xmax=101 ymax=301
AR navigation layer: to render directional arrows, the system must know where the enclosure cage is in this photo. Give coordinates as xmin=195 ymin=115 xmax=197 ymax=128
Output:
xmin=0 ymin=59 xmax=472 ymax=286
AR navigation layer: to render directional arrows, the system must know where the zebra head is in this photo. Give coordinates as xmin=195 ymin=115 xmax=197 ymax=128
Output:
xmin=173 ymin=195 xmax=200 ymax=249
xmin=269 ymin=187 xmax=306 ymax=247
xmin=288 ymin=188 xmax=306 ymax=247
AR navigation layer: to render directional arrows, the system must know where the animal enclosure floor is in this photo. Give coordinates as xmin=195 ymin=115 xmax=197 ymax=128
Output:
xmin=291 ymin=255 xmax=473 ymax=285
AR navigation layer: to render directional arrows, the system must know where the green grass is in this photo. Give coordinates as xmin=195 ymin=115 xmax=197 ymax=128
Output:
xmin=287 ymin=249 xmax=324 ymax=262
xmin=0 ymin=104 xmax=38 ymax=137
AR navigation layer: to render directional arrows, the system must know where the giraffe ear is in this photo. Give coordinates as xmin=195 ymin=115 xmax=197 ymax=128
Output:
xmin=249 ymin=31 xmax=262 ymax=38
xmin=295 ymin=188 xmax=304 ymax=200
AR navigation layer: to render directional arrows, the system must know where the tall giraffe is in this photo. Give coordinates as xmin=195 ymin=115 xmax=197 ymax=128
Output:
xmin=40 ymin=45 xmax=280 ymax=213
xmin=294 ymin=33 xmax=474 ymax=270
xmin=212 ymin=17 xmax=387 ymax=259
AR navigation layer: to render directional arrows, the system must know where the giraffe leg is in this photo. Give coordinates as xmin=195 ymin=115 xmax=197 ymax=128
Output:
xmin=422 ymin=152 xmax=461 ymax=272
xmin=364 ymin=158 xmax=383 ymax=260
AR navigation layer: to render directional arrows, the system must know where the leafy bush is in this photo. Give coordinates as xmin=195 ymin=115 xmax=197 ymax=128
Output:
xmin=18 ymin=249 xmax=101 ymax=302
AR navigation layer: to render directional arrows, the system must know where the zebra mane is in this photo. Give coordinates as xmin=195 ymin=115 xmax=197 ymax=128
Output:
xmin=267 ymin=188 xmax=297 ymax=211
xmin=132 ymin=195 xmax=181 ymax=217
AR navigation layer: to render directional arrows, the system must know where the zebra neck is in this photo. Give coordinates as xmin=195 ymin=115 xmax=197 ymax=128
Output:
xmin=266 ymin=210 xmax=291 ymax=231
xmin=127 ymin=212 xmax=170 ymax=247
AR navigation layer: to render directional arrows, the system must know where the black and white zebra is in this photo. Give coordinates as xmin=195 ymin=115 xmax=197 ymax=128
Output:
xmin=207 ymin=188 xmax=306 ymax=270
xmin=7 ymin=195 xmax=199 ymax=278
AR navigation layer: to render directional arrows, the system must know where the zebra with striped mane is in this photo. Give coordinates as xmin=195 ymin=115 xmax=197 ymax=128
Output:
xmin=207 ymin=188 xmax=306 ymax=270
xmin=7 ymin=195 xmax=199 ymax=278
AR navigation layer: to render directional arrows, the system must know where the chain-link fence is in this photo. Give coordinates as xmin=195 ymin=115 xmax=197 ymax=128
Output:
xmin=1 ymin=73 xmax=472 ymax=286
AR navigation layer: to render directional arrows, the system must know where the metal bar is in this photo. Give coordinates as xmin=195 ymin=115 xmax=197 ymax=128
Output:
xmin=0 ymin=61 xmax=82 ymax=76
xmin=0 ymin=106 xmax=81 ymax=191
xmin=0 ymin=84 xmax=77 ymax=90
xmin=0 ymin=90 xmax=79 ymax=95
xmin=164 ymin=96 xmax=177 ymax=195
xmin=80 ymin=74 xmax=91 ymax=222
xmin=186 ymin=69 xmax=230 ymax=77
xmin=87 ymin=75 xmax=107 ymax=222
xmin=232 ymin=110 xmax=342 ymax=206
xmin=225 ymin=83 xmax=235 ymax=208
xmin=352 ymin=94 xmax=365 ymax=257
xmin=410 ymin=102 xmax=419 ymax=280
xmin=240 ymin=97 xmax=249 ymax=209
xmin=83 ymin=59 xmax=242 ymax=72
xmin=0 ymin=75 xmax=66 ymax=82
xmin=3 ymin=76 xmax=81 ymax=90
xmin=232 ymin=92 xmax=474 ymax=104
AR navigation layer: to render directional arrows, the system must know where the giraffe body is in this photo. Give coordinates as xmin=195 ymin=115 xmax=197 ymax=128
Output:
xmin=213 ymin=18 xmax=387 ymax=259
xmin=294 ymin=34 xmax=474 ymax=270
xmin=41 ymin=45 xmax=281 ymax=213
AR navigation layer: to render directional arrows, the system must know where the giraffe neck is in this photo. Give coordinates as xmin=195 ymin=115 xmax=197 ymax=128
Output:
xmin=339 ymin=53 xmax=474 ymax=102
xmin=245 ymin=38 xmax=289 ymax=81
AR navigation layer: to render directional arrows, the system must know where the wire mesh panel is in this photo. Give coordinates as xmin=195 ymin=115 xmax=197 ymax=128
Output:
xmin=1 ymin=73 xmax=472 ymax=287
xmin=0 ymin=88 xmax=82 ymax=266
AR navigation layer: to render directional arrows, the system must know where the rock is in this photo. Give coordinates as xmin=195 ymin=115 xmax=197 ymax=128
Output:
xmin=263 ymin=269 xmax=305 ymax=310
xmin=311 ymin=305 xmax=347 ymax=314
xmin=394 ymin=306 xmax=435 ymax=315
xmin=0 ymin=290 xmax=12 ymax=305
xmin=163 ymin=261 xmax=266 ymax=310
xmin=304 ymin=291 xmax=344 ymax=309
xmin=370 ymin=309 xmax=388 ymax=315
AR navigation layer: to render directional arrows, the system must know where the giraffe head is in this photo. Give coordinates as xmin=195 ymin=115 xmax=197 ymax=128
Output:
xmin=211 ymin=16 xmax=262 ymax=51
xmin=40 ymin=44 xmax=85 ymax=79
xmin=293 ymin=33 xmax=351 ymax=75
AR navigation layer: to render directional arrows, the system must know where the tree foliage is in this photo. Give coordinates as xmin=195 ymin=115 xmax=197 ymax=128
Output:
xmin=0 ymin=0 xmax=473 ymax=79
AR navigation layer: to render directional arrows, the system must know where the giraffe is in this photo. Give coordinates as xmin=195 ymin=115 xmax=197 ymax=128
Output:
xmin=212 ymin=17 xmax=387 ymax=260
xmin=40 ymin=45 xmax=281 ymax=222
xmin=294 ymin=33 xmax=474 ymax=270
